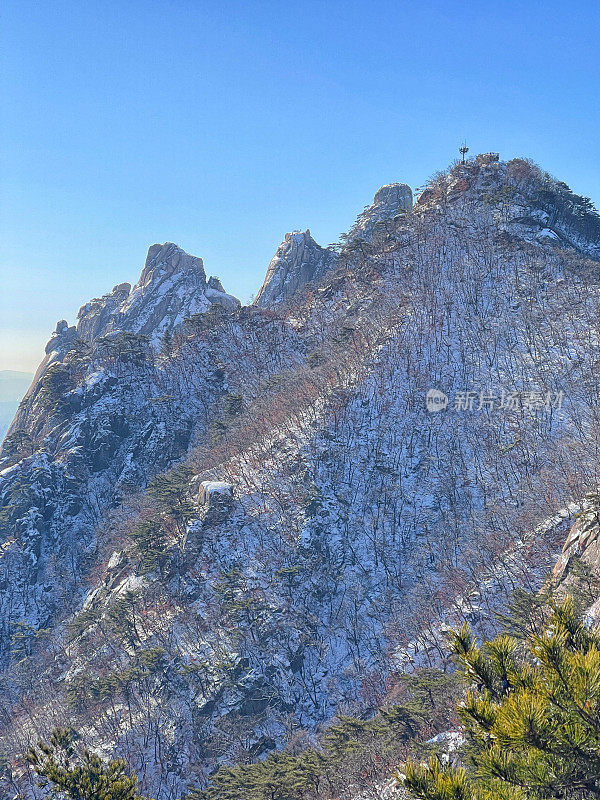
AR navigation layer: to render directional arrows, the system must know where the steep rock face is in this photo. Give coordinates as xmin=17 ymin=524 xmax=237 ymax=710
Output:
xmin=78 ymin=243 xmax=240 ymax=344
xmin=553 ymin=493 xmax=600 ymax=593
xmin=0 ymin=304 xmax=303 ymax=669
xmin=0 ymin=372 xmax=33 ymax=443
xmin=253 ymin=229 xmax=337 ymax=308
xmin=11 ymin=321 xmax=81 ymax=433
xmin=2 ymin=156 xmax=600 ymax=798
xmin=76 ymin=282 xmax=132 ymax=342
xmin=348 ymin=182 xmax=413 ymax=241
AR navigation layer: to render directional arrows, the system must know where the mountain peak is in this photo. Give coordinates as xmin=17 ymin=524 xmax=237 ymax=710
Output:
xmin=253 ymin=229 xmax=337 ymax=308
xmin=348 ymin=181 xmax=413 ymax=241
xmin=414 ymin=154 xmax=600 ymax=257
xmin=118 ymin=243 xmax=238 ymax=340
xmin=372 ymin=181 xmax=413 ymax=208
xmin=140 ymin=242 xmax=207 ymax=289
xmin=69 ymin=244 xmax=239 ymax=350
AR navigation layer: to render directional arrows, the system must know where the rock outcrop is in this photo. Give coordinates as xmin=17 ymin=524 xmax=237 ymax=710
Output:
xmin=348 ymin=182 xmax=413 ymax=241
xmin=77 ymin=242 xmax=240 ymax=344
xmin=76 ymin=283 xmax=131 ymax=343
xmin=198 ymin=480 xmax=234 ymax=505
xmin=553 ymin=494 xmax=600 ymax=588
xmin=253 ymin=230 xmax=337 ymax=308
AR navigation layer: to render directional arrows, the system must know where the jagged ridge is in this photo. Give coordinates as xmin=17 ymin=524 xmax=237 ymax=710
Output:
xmin=1 ymin=155 xmax=600 ymax=798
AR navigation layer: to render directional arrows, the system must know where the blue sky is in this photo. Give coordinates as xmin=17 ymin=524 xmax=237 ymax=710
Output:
xmin=1 ymin=0 xmax=599 ymax=372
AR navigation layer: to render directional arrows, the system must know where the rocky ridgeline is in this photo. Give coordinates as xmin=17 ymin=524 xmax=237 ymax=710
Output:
xmin=1 ymin=156 xmax=600 ymax=798
xmin=254 ymin=182 xmax=414 ymax=307
xmin=76 ymin=242 xmax=239 ymax=344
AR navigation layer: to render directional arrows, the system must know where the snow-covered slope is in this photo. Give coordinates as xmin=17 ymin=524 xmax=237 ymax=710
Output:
xmin=1 ymin=155 xmax=600 ymax=798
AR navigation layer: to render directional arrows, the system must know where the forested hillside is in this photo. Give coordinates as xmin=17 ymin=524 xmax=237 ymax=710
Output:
xmin=2 ymin=154 xmax=600 ymax=798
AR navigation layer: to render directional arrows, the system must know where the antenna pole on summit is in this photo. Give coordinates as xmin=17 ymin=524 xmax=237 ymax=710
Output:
xmin=459 ymin=144 xmax=469 ymax=164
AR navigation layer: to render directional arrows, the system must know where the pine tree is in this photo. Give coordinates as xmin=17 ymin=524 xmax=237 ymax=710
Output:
xmin=223 ymin=393 xmax=244 ymax=416
xmin=39 ymin=363 xmax=74 ymax=414
xmin=130 ymin=519 xmax=167 ymax=574
xmin=191 ymin=669 xmax=460 ymax=800
xmin=160 ymin=328 xmax=173 ymax=357
xmin=25 ymin=728 xmax=150 ymax=800
xmin=1 ymin=429 xmax=34 ymax=459
xmin=147 ymin=465 xmax=194 ymax=532
xmin=403 ymin=597 xmax=600 ymax=799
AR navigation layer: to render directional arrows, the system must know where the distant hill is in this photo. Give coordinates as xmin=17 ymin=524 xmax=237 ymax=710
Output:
xmin=0 ymin=370 xmax=33 ymax=441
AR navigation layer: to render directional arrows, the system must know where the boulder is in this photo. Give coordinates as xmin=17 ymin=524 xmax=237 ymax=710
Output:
xmin=198 ymin=480 xmax=234 ymax=505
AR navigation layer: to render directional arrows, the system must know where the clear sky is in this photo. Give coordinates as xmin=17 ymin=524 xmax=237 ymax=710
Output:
xmin=1 ymin=0 xmax=599 ymax=372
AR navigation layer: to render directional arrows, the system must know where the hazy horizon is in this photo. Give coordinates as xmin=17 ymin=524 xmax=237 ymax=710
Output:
xmin=1 ymin=0 xmax=599 ymax=373
xmin=0 ymin=369 xmax=34 ymax=442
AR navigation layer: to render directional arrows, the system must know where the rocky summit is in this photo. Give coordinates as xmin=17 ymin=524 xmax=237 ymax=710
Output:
xmin=2 ymin=155 xmax=600 ymax=798
xmin=253 ymin=229 xmax=337 ymax=307
xmin=77 ymin=242 xmax=240 ymax=345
